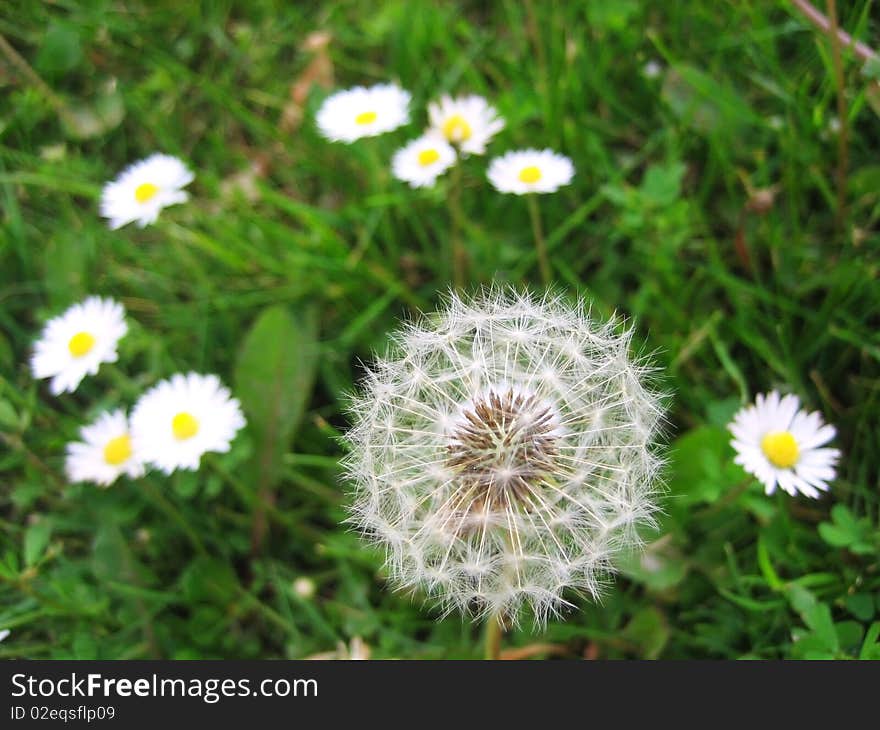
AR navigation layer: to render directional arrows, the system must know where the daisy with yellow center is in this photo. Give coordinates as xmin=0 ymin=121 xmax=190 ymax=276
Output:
xmin=728 ymin=390 xmax=840 ymax=498
xmin=131 ymin=372 xmax=246 ymax=474
xmin=100 ymin=153 xmax=194 ymax=229
xmin=428 ymin=94 xmax=505 ymax=155
xmin=486 ymin=148 xmax=574 ymax=195
xmin=316 ymin=83 xmax=411 ymax=143
xmin=391 ymin=133 xmax=457 ymax=188
xmin=65 ymin=410 xmax=144 ymax=486
xmin=31 ymin=296 xmax=128 ymax=395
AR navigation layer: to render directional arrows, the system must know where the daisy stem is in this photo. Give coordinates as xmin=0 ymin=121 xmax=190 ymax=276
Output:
xmin=526 ymin=194 xmax=551 ymax=286
xmin=484 ymin=611 xmax=505 ymax=660
xmin=448 ymin=161 xmax=468 ymax=288
xmin=140 ymin=481 xmax=208 ymax=557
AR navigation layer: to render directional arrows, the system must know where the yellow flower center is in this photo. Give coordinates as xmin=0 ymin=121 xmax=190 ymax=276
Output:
xmin=760 ymin=431 xmax=800 ymax=469
xmin=417 ymin=148 xmax=440 ymax=167
xmin=103 ymin=435 xmax=133 ymax=466
xmin=518 ymin=166 xmax=542 ymax=184
xmin=355 ymin=111 xmax=377 ymax=125
xmin=68 ymin=331 xmax=95 ymax=358
xmin=442 ymin=114 xmax=472 ymax=142
xmin=134 ymin=182 xmax=159 ymax=203
xmin=172 ymin=412 xmax=199 ymax=440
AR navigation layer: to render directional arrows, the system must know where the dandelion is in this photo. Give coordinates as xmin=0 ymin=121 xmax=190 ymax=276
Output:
xmin=316 ymin=83 xmax=411 ymax=143
xmin=31 ymin=296 xmax=127 ymax=395
xmin=728 ymin=390 xmax=840 ymax=499
xmin=343 ymin=289 xmax=665 ymax=632
xmin=130 ymin=372 xmax=245 ymax=474
xmin=487 ymin=149 xmax=574 ymax=285
xmin=391 ymin=132 xmax=457 ymax=188
xmin=428 ymin=94 xmax=505 ymax=155
xmin=65 ymin=409 xmax=144 ymax=486
xmin=100 ymin=154 xmax=194 ymax=229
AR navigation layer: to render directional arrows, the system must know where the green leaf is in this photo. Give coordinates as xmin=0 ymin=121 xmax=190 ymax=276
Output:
xmin=845 ymin=593 xmax=875 ymax=622
xmin=830 ymin=504 xmax=860 ymax=533
xmin=23 ymin=520 xmax=52 ymax=567
xmin=666 ymin=425 xmax=730 ymax=507
xmin=234 ymin=304 xmax=320 ymax=490
xmin=818 ymin=505 xmax=877 ymax=553
xmin=834 ymin=621 xmax=864 ymax=653
xmin=0 ymin=399 xmax=18 ymax=430
xmin=586 ymin=0 xmax=641 ymax=33
xmin=35 ymin=24 xmax=83 ymax=76
xmin=622 ymin=607 xmax=670 ymax=659
xmin=640 ymin=162 xmax=686 ymax=207
xmin=180 ymin=557 xmax=238 ymax=604
xmin=860 ymin=622 xmax=880 ymax=660
xmin=817 ymin=522 xmax=853 ymax=548
xmin=787 ymin=585 xmax=838 ymax=654
xmin=619 ymin=541 xmax=688 ymax=592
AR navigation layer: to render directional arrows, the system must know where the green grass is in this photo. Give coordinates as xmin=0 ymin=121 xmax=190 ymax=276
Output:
xmin=1 ymin=0 xmax=879 ymax=659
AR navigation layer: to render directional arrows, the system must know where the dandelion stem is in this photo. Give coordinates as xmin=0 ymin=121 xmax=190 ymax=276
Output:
xmin=448 ymin=162 xmax=468 ymax=288
xmin=526 ymin=194 xmax=551 ymax=285
xmin=484 ymin=611 xmax=504 ymax=660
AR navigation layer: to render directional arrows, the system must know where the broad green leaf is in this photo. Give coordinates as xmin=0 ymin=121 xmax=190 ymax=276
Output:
xmin=640 ymin=162 xmax=686 ymax=207
xmin=830 ymin=504 xmax=860 ymax=533
xmin=845 ymin=593 xmax=875 ymax=622
xmin=234 ymin=304 xmax=320 ymax=490
xmin=834 ymin=621 xmax=864 ymax=653
xmin=666 ymin=425 xmax=730 ymax=507
xmin=35 ymin=24 xmax=83 ymax=76
xmin=619 ymin=540 xmax=688 ymax=592
xmin=817 ymin=522 xmax=852 ymax=548
xmin=622 ymin=607 xmax=670 ymax=659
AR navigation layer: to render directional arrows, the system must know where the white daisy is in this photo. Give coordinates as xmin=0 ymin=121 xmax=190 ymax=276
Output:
xmin=31 ymin=296 xmax=128 ymax=395
xmin=65 ymin=409 xmax=145 ymax=486
xmin=728 ymin=390 xmax=841 ymax=499
xmin=316 ymin=83 xmax=411 ymax=143
xmin=391 ymin=133 xmax=457 ymax=188
xmin=100 ymin=153 xmax=194 ymax=229
xmin=487 ymin=148 xmax=574 ymax=195
xmin=427 ymin=94 xmax=505 ymax=155
xmin=130 ymin=372 xmax=245 ymax=474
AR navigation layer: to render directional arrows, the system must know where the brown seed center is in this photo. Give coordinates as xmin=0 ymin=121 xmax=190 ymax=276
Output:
xmin=446 ymin=388 xmax=560 ymax=512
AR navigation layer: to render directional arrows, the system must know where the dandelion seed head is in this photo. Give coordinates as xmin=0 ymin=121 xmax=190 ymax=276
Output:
xmin=343 ymin=288 xmax=665 ymax=625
